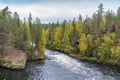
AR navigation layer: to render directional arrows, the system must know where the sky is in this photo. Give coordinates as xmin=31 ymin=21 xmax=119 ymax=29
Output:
xmin=0 ymin=0 xmax=120 ymax=23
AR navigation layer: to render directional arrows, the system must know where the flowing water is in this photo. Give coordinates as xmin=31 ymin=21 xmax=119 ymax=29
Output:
xmin=0 ymin=49 xmax=120 ymax=80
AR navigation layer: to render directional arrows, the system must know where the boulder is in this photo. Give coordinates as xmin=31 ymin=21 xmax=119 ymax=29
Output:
xmin=0 ymin=52 xmax=27 ymax=70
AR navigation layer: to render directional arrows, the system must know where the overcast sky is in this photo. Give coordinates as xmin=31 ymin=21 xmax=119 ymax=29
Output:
xmin=0 ymin=0 xmax=120 ymax=23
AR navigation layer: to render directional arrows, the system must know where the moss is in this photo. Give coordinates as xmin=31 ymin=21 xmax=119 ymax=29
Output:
xmin=11 ymin=65 xmax=17 ymax=68
xmin=1 ymin=60 xmax=11 ymax=66
xmin=0 ymin=54 xmax=27 ymax=69
xmin=20 ymin=59 xmax=25 ymax=63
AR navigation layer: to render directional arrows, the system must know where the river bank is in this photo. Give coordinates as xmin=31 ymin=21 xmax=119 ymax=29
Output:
xmin=0 ymin=46 xmax=45 ymax=70
xmin=68 ymin=53 xmax=120 ymax=69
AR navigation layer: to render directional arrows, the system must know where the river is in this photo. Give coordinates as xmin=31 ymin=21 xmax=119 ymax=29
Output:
xmin=0 ymin=49 xmax=120 ymax=80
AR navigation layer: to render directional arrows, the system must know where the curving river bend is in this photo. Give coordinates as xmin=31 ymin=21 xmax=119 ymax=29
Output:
xmin=0 ymin=49 xmax=120 ymax=80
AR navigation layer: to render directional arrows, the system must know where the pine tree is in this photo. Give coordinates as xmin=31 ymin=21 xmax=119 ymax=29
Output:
xmin=25 ymin=22 xmax=31 ymax=42
xmin=39 ymin=29 xmax=46 ymax=54
xmin=28 ymin=13 xmax=34 ymax=48
xmin=0 ymin=7 xmax=10 ymax=57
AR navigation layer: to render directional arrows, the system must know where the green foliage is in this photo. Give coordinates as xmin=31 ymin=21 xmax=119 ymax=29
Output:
xmin=13 ymin=25 xmax=29 ymax=51
xmin=0 ymin=7 xmax=11 ymax=57
xmin=0 ymin=7 xmax=46 ymax=59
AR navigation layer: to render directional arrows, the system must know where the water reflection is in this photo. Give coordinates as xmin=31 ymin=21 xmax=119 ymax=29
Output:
xmin=0 ymin=67 xmax=28 ymax=80
xmin=0 ymin=60 xmax=44 ymax=80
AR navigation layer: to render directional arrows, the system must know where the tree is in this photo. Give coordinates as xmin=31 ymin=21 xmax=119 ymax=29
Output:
xmin=105 ymin=10 xmax=115 ymax=32
xmin=24 ymin=22 xmax=31 ymax=42
xmin=53 ymin=27 xmax=62 ymax=50
xmin=63 ymin=32 xmax=73 ymax=53
xmin=87 ymin=34 xmax=93 ymax=49
xmin=98 ymin=35 xmax=113 ymax=61
xmin=62 ymin=23 xmax=73 ymax=53
xmin=38 ymin=29 xmax=46 ymax=54
xmin=34 ymin=18 xmax=42 ymax=52
xmin=48 ymin=23 xmax=55 ymax=48
xmin=100 ymin=17 xmax=105 ymax=32
xmin=28 ymin=13 xmax=34 ymax=48
xmin=97 ymin=3 xmax=104 ymax=28
xmin=83 ymin=16 xmax=92 ymax=33
xmin=98 ymin=43 xmax=108 ymax=62
xmin=76 ymin=20 xmax=83 ymax=39
xmin=0 ymin=7 xmax=10 ymax=57
xmin=13 ymin=25 xmax=28 ymax=51
xmin=117 ymin=7 xmax=120 ymax=20
xmin=115 ymin=46 xmax=120 ymax=64
xmin=79 ymin=34 xmax=87 ymax=56
xmin=13 ymin=12 xmax=20 ymax=28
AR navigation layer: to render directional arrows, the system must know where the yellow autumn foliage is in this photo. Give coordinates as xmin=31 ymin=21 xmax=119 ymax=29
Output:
xmin=79 ymin=34 xmax=87 ymax=55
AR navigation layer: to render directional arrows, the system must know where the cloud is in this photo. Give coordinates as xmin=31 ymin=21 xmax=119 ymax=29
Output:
xmin=0 ymin=0 xmax=120 ymax=23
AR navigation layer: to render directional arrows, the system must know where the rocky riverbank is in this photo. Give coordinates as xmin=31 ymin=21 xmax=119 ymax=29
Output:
xmin=0 ymin=47 xmax=27 ymax=69
xmin=0 ymin=52 xmax=27 ymax=69
xmin=0 ymin=46 xmax=44 ymax=70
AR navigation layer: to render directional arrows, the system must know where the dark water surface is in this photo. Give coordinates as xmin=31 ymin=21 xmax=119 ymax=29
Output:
xmin=0 ymin=49 xmax=120 ymax=80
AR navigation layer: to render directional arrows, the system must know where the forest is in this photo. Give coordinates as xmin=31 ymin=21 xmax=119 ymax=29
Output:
xmin=45 ymin=4 xmax=120 ymax=65
xmin=0 ymin=3 xmax=120 ymax=66
xmin=0 ymin=7 xmax=46 ymax=60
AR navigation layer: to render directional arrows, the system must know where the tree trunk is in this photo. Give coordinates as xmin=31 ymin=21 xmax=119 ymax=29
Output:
xmin=1 ymin=44 xmax=4 ymax=58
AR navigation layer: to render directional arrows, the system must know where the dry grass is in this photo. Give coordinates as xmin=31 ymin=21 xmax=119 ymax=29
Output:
xmin=0 ymin=46 xmax=25 ymax=60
